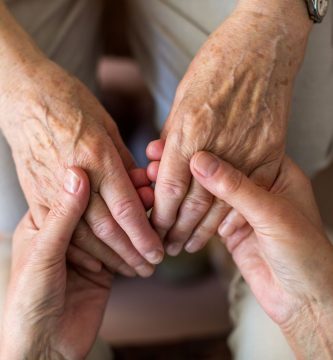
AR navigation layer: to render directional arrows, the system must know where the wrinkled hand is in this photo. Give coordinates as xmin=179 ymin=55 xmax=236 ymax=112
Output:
xmin=0 ymin=168 xmax=111 ymax=360
xmin=190 ymin=152 xmax=333 ymax=336
xmin=148 ymin=4 xmax=311 ymax=256
xmin=1 ymin=59 xmax=163 ymax=277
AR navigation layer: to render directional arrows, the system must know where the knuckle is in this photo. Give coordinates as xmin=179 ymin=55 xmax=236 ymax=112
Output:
xmin=219 ymin=168 xmax=243 ymax=195
xmin=51 ymin=201 xmax=71 ymax=219
xmin=112 ymin=198 xmax=137 ymax=222
xmin=214 ymin=198 xmax=230 ymax=213
xmin=158 ymin=177 xmax=187 ymax=200
xmin=79 ymin=139 xmax=105 ymax=161
xmin=90 ymin=215 xmax=117 ymax=240
xmin=153 ymin=213 xmax=174 ymax=231
xmin=182 ymin=196 xmax=211 ymax=215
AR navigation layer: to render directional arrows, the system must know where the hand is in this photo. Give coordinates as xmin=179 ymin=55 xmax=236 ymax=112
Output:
xmin=190 ymin=152 xmax=333 ymax=356
xmin=148 ymin=1 xmax=312 ymax=256
xmin=0 ymin=168 xmax=112 ymax=360
xmin=1 ymin=57 xmax=163 ymax=278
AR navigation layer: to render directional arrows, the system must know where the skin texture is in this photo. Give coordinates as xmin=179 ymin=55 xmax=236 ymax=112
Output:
xmin=191 ymin=152 xmax=333 ymax=359
xmin=0 ymin=3 xmax=163 ymax=277
xmin=0 ymin=168 xmax=112 ymax=360
xmin=148 ymin=1 xmax=312 ymax=256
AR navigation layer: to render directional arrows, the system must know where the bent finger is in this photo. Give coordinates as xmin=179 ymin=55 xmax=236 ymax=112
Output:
xmin=190 ymin=152 xmax=273 ymax=226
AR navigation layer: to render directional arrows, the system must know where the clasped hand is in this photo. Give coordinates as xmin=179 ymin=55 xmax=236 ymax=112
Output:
xmin=2 ymin=152 xmax=333 ymax=359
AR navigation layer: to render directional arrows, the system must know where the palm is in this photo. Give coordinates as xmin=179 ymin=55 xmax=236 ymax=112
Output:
xmin=53 ymin=267 xmax=112 ymax=358
xmin=230 ymin=186 xmax=325 ymax=326
xmin=232 ymin=229 xmax=300 ymax=324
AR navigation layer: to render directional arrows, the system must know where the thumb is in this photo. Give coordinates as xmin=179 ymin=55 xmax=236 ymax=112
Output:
xmin=33 ymin=168 xmax=90 ymax=259
xmin=190 ymin=152 xmax=273 ymax=226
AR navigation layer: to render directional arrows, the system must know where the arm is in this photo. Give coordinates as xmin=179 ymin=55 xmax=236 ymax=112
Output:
xmin=147 ymin=0 xmax=312 ymax=256
xmin=284 ymin=304 xmax=333 ymax=359
xmin=0 ymin=2 xmax=163 ymax=276
xmin=190 ymin=152 xmax=333 ymax=359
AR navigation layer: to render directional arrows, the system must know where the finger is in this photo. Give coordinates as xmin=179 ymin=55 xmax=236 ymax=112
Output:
xmin=137 ymin=187 xmax=154 ymax=210
xmin=214 ymin=162 xmax=280 ymax=237
xmin=152 ymin=139 xmax=192 ymax=239
xmin=190 ymin=152 xmax=273 ymax=226
xmin=146 ymin=139 xmax=165 ymax=161
xmin=128 ymin=168 xmax=154 ymax=209
xmin=99 ymin=144 xmax=164 ymax=265
xmin=218 ymin=209 xmax=247 ymax=239
xmin=104 ymin=118 xmax=136 ymax=171
xmin=32 ymin=168 xmax=90 ymax=258
xmin=147 ymin=161 xmax=160 ymax=182
xmin=29 ymin=203 xmax=48 ymax=229
xmin=185 ymin=198 xmax=231 ymax=253
xmin=129 ymin=168 xmax=151 ymax=188
xmin=220 ymin=223 xmax=253 ymax=253
xmin=67 ymin=244 xmax=103 ymax=273
xmin=85 ymin=193 xmax=156 ymax=277
xmin=164 ymin=179 xmax=213 ymax=256
xmin=73 ymin=220 xmax=152 ymax=277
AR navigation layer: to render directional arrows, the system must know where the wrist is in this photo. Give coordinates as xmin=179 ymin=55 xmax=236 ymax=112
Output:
xmin=281 ymin=247 xmax=333 ymax=359
xmin=282 ymin=300 xmax=333 ymax=359
xmin=236 ymin=0 xmax=313 ymax=36
xmin=0 ymin=2 xmax=45 ymax=132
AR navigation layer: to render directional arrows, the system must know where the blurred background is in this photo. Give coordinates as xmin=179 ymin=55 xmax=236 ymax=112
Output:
xmin=0 ymin=2 xmax=331 ymax=359
xmin=93 ymin=2 xmax=333 ymax=359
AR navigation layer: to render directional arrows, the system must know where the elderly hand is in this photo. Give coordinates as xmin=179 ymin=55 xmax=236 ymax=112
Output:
xmin=0 ymin=3 xmax=163 ymax=278
xmin=0 ymin=168 xmax=112 ymax=360
xmin=191 ymin=152 xmax=333 ymax=357
xmin=147 ymin=0 xmax=312 ymax=256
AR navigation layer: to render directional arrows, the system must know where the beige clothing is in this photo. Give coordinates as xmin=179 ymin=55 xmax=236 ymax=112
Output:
xmin=127 ymin=0 xmax=333 ymax=177
xmin=126 ymin=3 xmax=333 ymax=359
xmin=0 ymin=1 xmax=332 ymax=359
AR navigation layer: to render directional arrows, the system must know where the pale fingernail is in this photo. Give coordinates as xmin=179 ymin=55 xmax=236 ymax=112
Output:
xmin=193 ymin=152 xmax=219 ymax=177
xmin=135 ymin=263 xmax=155 ymax=278
xmin=64 ymin=169 xmax=80 ymax=194
xmin=185 ymin=240 xmax=198 ymax=254
xmin=145 ymin=249 xmax=164 ymax=264
xmin=218 ymin=222 xmax=236 ymax=238
xmin=118 ymin=264 xmax=137 ymax=278
xmin=166 ymin=242 xmax=182 ymax=257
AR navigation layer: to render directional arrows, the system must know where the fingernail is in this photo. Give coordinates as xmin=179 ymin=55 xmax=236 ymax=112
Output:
xmin=64 ymin=169 xmax=80 ymax=194
xmin=135 ymin=263 xmax=155 ymax=278
xmin=185 ymin=240 xmax=198 ymax=254
xmin=145 ymin=249 xmax=164 ymax=264
xmin=193 ymin=153 xmax=219 ymax=177
xmin=166 ymin=242 xmax=182 ymax=257
xmin=218 ymin=222 xmax=236 ymax=238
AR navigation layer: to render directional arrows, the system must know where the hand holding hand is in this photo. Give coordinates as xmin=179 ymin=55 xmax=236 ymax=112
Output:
xmin=0 ymin=168 xmax=112 ymax=360
xmin=1 ymin=58 xmax=163 ymax=277
xmin=190 ymin=152 xmax=333 ymax=357
xmin=148 ymin=2 xmax=312 ymax=256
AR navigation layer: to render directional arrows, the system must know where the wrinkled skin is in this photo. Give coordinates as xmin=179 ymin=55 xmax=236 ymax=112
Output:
xmin=148 ymin=7 xmax=311 ymax=256
xmin=190 ymin=152 xmax=333 ymax=357
xmin=0 ymin=169 xmax=112 ymax=359
xmin=1 ymin=59 xmax=163 ymax=277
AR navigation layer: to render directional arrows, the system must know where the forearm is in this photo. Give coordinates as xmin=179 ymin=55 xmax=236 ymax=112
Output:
xmin=0 ymin=1 xmax=44 ymax=131
xmin=282 ymin=303 xmax=333 ymax=359
xmin=237 ymin=0 xmax=312 ymax=29
xmin=235 ymin=0 xmax=312 ymax=55
xmin=282 ymin=246 xmax=333 ymax=359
